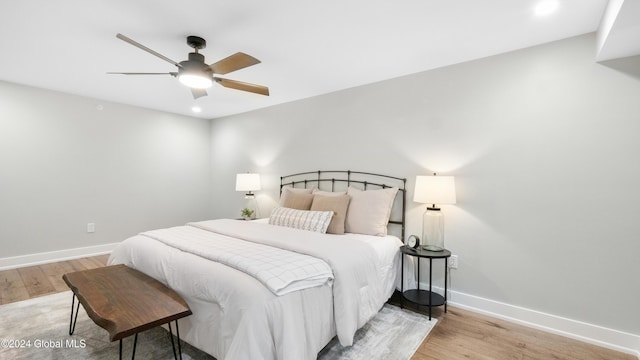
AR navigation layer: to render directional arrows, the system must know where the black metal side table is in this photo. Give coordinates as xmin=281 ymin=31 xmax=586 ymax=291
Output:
xmin=400 ymin=245 xmax=451 ymax=320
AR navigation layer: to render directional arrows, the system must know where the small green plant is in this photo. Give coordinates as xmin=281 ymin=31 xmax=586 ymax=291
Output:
xmin=241 ymin=208 xmax=254 ymax=219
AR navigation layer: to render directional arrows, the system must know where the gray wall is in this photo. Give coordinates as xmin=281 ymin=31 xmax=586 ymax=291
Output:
xmin=211 ymin=34 xmax=640 ymax=334
xmin=0 ymin=81 xmax=212 ymax=257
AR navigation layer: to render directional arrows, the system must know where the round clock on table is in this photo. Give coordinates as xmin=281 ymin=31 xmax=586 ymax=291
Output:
xmin=406 ymin=235 xmax=420 ymax=249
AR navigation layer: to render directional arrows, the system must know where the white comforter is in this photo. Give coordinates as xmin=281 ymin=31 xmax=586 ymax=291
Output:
xmin=108 ymin=219 xmax=402 ymax=360
xmin=142 ymin=225 xmax=333 ymax=295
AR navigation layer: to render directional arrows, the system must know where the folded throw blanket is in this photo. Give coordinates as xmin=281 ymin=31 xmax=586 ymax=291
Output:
xmin=141 ymin=225 xmax=333 ymax=296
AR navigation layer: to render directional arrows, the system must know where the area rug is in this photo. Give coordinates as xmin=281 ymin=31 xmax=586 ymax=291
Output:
xmin=0 ymin=291 xmax=436 ymax=360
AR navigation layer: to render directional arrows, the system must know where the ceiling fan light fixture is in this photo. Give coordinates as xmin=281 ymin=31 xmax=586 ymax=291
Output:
xmin=178 ymin=52 xmax=213 ymax=89
xmin=112 ymin=34 xmax=269 ymax=98
xmin=179 ymin=73 xmax=213 ymax=89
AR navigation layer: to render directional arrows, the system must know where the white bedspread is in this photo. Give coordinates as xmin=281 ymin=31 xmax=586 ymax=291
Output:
xmin=142 ymin=226 xmax=333 ymax=295
xmin=109 ymin=219 xmax=403 ymax=360
xmin=190 ymin=219 xmax=390 ymax=346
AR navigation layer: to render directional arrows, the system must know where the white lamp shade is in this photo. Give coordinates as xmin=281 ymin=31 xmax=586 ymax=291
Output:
xmin=235 ymin=173 xmax=261 ymax=192
xmin=414 ymin=175 xmax=456 ymax=205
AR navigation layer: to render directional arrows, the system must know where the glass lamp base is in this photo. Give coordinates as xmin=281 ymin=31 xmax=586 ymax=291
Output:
xmin=422 ymin=207 xmax=445 ymax=252
xmin=422 ymin=245 xmax=444 ymax=252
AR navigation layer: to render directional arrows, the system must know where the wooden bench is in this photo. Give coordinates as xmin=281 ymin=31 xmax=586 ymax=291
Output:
xmin=62 ymin=264 xmax=192 ymax=360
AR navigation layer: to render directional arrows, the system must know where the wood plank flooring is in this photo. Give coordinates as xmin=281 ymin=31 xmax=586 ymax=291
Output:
xmin=0 ymin=255 xmax=109 ymax=304
xmin=0 ymin=254 xmax=635 ymax=360
xmin=412 ymin=306 xmax=635 ymax=360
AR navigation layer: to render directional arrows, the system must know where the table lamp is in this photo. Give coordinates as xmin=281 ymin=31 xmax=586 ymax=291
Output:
xmin=236 ymin=173 xmax=261 ymax=218
xmin=413 ymin=173 xmax=456 ymax=251
xmin=235 ymin=173 xmax=261 ymax=199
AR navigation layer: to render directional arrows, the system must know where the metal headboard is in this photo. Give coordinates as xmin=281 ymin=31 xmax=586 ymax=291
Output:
xmin=280 ymin=170 xmax=407 ymax=240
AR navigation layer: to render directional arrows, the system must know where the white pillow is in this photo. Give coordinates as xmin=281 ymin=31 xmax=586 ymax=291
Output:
xmin=269 ymin=207 xmax=334 ymax=234
xmin=345 ymin=186 xmax=398 ymax=236
xmin=279 ymin=187 xmax=314 ymax=206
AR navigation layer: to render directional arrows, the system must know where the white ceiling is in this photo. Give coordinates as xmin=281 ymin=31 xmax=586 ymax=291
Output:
xmin=596 ymin=0 xmax=640 ymax=61
xmin=0 ymin=0 xmax=634 ymax=119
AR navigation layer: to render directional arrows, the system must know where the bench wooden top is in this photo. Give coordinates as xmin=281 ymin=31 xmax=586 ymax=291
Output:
xmin=63 ymin=264 xmax=192 ymax=341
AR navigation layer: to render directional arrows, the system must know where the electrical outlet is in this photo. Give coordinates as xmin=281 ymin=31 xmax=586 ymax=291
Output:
xmin=449 ymin=255 xmax=458 ymax=269
xmin=87 ymin=223 xmax=95 ymax=233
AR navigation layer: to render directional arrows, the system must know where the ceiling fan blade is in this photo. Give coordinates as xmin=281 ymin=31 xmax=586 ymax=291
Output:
xmin=214 ymin=78 xmax=270 ymax=96
xmin=107 ymin=72 xmax=177 ymax=76
xmin=116 ymin=33 xmax=182 ymax=68
xmin=191 ymin=88 xmax=207 ymax=99
xmin=210 ymin=52 xmax=261 ymax=75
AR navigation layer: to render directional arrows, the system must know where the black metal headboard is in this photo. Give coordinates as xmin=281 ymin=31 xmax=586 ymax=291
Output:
xmin=280 ymin=170 xmax=407 ymax=240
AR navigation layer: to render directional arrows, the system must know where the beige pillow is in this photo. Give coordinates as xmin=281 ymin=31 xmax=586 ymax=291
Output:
xmin=345 ymin=186 xmax=398 ymax=236
xmin=279 ymin=187 xmax=314 ymax=206
xmin=310 ymin=195 xmax=351 ymax=234
xmin=282 ymin=192 xmax=314 ymax=210
xmin=312 ymin=189 xmax=347 ymax=197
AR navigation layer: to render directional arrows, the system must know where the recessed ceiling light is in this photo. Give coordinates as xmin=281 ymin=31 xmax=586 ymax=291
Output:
xmin=535 ymin=0 xmax=558 ymax=16
xmin=191 ymin=106 xmax=202 ymax=113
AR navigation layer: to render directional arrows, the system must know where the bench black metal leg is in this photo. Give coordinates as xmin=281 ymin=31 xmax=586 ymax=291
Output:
xmin=167 ymin=320 xmax=183 ymax=360
xmin=176 ymin=320 xmax=183 ymax=360
xmin=168 ymin=321 xmax=178 ymax=360
xmin=119 ymin=333 xmax=138 ymax=360
xmin=68 ymin=294 xmax=80 ymax=335
xmin=115 ymin=322 xmax=181 ymax=360
xmin=131 ymin=333 xmax=138 ymax=360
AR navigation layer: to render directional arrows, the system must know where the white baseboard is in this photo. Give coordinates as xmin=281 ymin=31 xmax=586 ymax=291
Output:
xmin=0 ymin=243 xmax=119 ymax=271
xmin=432 ymin=286 xmax=640 ymax=358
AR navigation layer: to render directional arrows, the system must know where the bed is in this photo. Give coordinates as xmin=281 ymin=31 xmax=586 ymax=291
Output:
xmin=108 ymin=170 xmax=407 ymax=360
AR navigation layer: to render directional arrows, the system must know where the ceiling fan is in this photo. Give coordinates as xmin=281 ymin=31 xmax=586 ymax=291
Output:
xmin=109 ymin=33 xmax=269 ymax=99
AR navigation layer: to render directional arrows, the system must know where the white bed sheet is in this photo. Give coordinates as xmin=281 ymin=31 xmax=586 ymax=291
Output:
xmin=108 ymin=219 xmax=403 ymax=360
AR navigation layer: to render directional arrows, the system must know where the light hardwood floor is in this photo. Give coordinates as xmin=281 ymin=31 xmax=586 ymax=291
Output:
xmin=411 ymin=306 xmax=635 ymax=360
xmin=0 ymin=255 xmax=109 ymax=304
xmin=0 ymin=255 xmax=634 ymax=360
